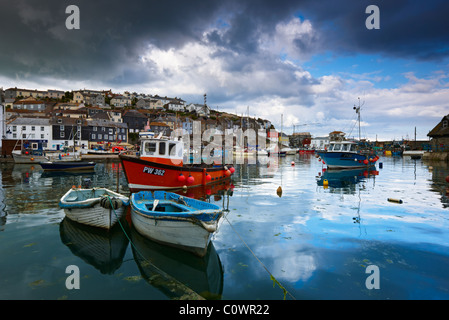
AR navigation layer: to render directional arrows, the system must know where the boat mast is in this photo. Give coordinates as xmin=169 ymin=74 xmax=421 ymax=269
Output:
xmin=353 ymin=97 xmax=363 ymax=142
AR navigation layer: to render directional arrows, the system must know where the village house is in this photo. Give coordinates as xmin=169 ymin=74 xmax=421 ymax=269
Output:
xmin=72 ymin=91 xmax=105 ymax=106
xmin=5 ymin=117 xmax=52 ymax=150
xmin=428 ymin=114 xmax=449 ymax=151
xmin=186 ymin=103 xmax=210 ymax=117
xmin=110 ymin=95 xmax=132 ymax=108
xmin=145 ymin=121 xmax=171 ymax=136
xmin=4 ymin=87 xmax=47 ymax=99
xmin=85 ymin=119 xmax=128 ymax=148
xmin=122 ymin=109 xmax=148 ymax=133
xmin=12 ymin=97 xmax=47 ymax=111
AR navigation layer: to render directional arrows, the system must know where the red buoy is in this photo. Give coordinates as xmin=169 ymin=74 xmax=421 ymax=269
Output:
xmin=187 ymin=175 xmax=195 ymax=184
xmin=229 ymin=167 xmax=235 ymax=174
xmin=225 ymin=170 xmax=231 ymax=176
xmin=205 ymin=173 xmax=211 ymax=181
xmin=363 ymin=159 xmax=369 ymax=165
xmin=177 ymin=174 xmax=186 ymax=182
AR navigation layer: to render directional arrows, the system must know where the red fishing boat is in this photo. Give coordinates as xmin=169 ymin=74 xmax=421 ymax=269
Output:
xmin=119 ymin=134 xmax=235 ymax=192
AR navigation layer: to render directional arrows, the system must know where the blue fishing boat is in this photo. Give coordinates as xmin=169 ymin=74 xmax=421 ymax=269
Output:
xmin=40 ymin=161 xmax=96 ymax=171
xmin=130 ymin=191 xmax=223 ymax=257
xmin=317 ymin=99 xmax=378 ymax=169
xmin=316 ymin=140 xmax=378 ymax=169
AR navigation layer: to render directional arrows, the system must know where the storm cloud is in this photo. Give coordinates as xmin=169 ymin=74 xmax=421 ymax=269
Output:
xmin=1 ymin=0 xmax=448 ymax=140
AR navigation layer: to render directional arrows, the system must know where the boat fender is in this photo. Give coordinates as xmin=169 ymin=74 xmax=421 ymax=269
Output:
xmin=323 ymin=179 xmax=329 ymax=186
xmin=199 ymin=221 xmax=218 ymax=233
xmin=387 ymin=198 xmax=403 ymax=204
xmin=100 ymin=196 xmax=122 ymax=209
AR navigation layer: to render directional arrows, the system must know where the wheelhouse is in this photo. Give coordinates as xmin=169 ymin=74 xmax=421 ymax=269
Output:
xmin=328 ymin=141 xmax=358 ymax=152
xmin=140 ymin=136 xmax=184 ymax=166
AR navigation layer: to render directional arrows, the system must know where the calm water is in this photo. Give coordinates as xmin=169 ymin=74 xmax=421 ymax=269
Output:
xmin=0 ymin=155 xmax=448 ymax=300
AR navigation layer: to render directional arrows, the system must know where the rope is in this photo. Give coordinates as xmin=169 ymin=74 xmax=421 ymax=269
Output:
xmin=223 ymin=214 xmax=296 ymax=300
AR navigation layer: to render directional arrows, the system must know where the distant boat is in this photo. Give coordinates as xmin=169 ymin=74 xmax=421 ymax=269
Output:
xmin=130 ymin=191 xmax=223 ymax=257
xmin=59 ymin=187 xmax=129 ymax=229
xmin=12 ymin=150 xmax=47 ymax=164
xmin=40 ymin=161 xmax=96 ymax=171
xmin=316 ymin=140 xmax=378 ymax=169
xmin=316 ymin=99 xmax=378 ymax=169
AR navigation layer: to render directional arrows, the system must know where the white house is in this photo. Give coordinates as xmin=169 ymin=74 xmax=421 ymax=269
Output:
xmin=310 ymin=136 xmax=329 ymax=150
xmin=5 ymin=117 xmax=52 ymax=150
xmin=186 ymin=103 xmax=210 ymax=117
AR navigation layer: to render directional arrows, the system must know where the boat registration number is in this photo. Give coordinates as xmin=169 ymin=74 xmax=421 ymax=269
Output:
xmin=143 ymin=166 xmax=166 ymax=176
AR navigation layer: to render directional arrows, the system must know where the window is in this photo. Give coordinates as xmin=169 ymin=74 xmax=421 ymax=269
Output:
xmin=443 ymin=120 xmax=448 ymax=128
xmin=92 ymin=134 xmax=96 ymax=140
xmin=57 ymin=119 xmax=62 ymax=123
xmin=12 ymin=126 xmax=16 ymax=132
xmin=13 ymin=133 xmax=17 ymax=139
xmin=93 ymin=127 xmax=97 ymax=131
xmin=31 ymin=126 xmax=35 ymax=131
xmin=40 ymin=126 xmax=44 ymax=131
xmin=144 ymin=142 xmax=157 ymax=154
xmin=22 ymin=126 xmax=26 ymax=131
xmin=333 ymin=144 xmax=341 ymax=151
xmin=60 ymin=132 xmax=65 ymax=138
xmin=98 ymin=134 xmax=102 ymax=140
xmin=109 ymin=128 xmax=113 ymax=134
xmin=41 ymin=134 xmax=45 ymax=139
xmin=159 ymin=142 xmax=166 ymax=155
xmin=169 ymin=143 xmax=176 ymax=156
xmin=60 ymin=125 xmax=64 ymax=131
xmin=341 ymin=144 xmax=348 ymax=151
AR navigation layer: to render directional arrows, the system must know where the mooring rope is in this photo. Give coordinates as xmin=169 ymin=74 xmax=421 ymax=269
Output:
xmin=223 ymin=214 xmax=296 ymax=300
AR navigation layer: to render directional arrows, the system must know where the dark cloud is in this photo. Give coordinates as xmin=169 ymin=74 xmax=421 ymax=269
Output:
xmin=0 ymin=0 xmax=447 ymax=89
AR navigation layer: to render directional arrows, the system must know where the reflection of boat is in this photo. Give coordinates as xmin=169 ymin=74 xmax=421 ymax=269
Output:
xmin=120 ymin=134 xmax=235 ymax=191
xmin=40 ymin=161 xmax=96 ymax=171
xmin=130 ymin=191 xmax=223 ymax=257
xmin=59 ymin=186 xmax=129 ymax=229
xmin=130 ymin=228 xmax=223 ymax=300
xmin=317 ymin=166 xmax=378 ymax=188
xmin=59 ymin=217 xmax=129 ymax=274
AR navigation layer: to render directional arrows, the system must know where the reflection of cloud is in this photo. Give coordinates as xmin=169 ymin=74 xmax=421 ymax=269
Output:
xmin=256 ymin=244 xmax=317 ymax=283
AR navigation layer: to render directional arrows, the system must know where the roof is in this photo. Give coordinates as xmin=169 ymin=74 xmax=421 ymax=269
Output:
xmin=8 ymin=117 xmax=50 ymax=126
xmin=428 ymin=114 xmax=449 ymax=137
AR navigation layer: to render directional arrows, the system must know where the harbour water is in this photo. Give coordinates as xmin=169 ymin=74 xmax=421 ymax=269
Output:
xmin=0 ymin=154 xmax=448 ymax=300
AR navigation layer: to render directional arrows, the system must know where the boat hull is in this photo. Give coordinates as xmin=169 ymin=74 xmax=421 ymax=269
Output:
xmin=40 ymin=161 xmax=96 ymax=171
xmin=59 ymin=188 xmax=129 ymax=229
xmin=12 ymin=153 xmax=47 ymax=164
xmin=120 ymin=155 xmax=233 ymax=192
xmin=317 ymin=151 xmax=372 ymax=169
xmin=130 ymin=191 xmax=223 ymax=257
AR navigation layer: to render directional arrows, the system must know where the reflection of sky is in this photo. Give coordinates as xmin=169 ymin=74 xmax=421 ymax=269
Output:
xmin=216 ymin=155 xmax=449 ymax=299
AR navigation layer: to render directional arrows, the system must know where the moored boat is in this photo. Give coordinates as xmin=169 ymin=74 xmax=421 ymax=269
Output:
xmin=40 ymin=161 xmax=96 ymax=171
xmin=12 ymin=150 xmax=47 ymax=164
xmin=59 ymin=186 xmax=129 ymax=229
xmin=316 ymin=140 xmax=378 ymax=169
xmin=130 ymin=191 xmax=223 ymax=257
xmin=120 ymin=134 xmax=235 ymax=192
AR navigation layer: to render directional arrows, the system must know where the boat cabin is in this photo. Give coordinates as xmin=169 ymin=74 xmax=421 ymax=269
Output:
xmin=139 ymin=135 xmax=184 ymax=166
xmin=327 ymin=141 xmax=358 ymax=152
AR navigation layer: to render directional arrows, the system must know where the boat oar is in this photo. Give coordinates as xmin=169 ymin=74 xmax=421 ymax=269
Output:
xmin=152 ymin=199 xmax=159 ymax=211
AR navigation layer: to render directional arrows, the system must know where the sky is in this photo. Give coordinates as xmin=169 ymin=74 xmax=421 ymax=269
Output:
xmin=0 ymin=0 xmax=448 ymax=141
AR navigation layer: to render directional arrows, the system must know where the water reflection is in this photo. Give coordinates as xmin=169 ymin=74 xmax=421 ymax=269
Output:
xmin=130 ymin=228 xmax=224 ymax=300
xmin=60 ymin=217 xmax=129 ymax=274
xmin=316 ymin=166 xmax=378 ymax=191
